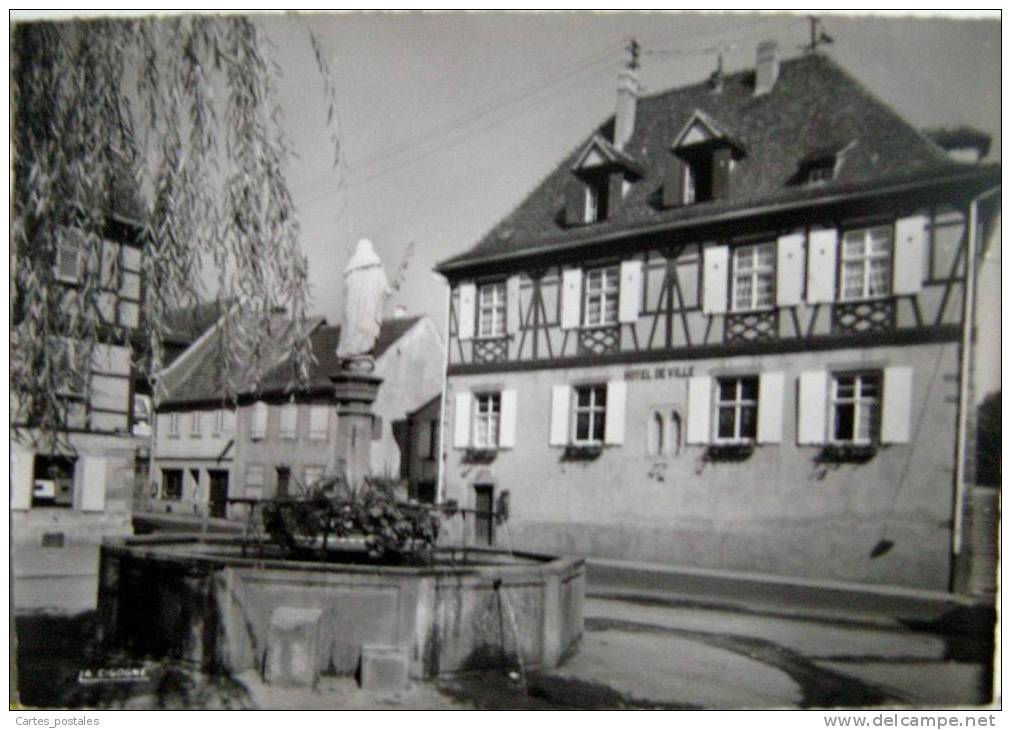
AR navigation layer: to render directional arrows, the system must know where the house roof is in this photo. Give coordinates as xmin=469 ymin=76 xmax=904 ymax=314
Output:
xmin=158 ymin=312 xmax=423 ymax=407
xmin=162 ymin=299 xmax=238 ymax=348
xmin=437 ymin=53 xmax=993 ymax=273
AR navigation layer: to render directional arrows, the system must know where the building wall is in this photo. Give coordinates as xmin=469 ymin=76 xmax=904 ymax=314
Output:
xmin=404 ymin=396 xmax=442 ymax=500
xmin=12 ymin=430 xmax=141 ymax=547
xmin=231 ymin=398 xmax=339 ymax=503
xmin=371 ymin=317 xmax=446 ymax=478
xmin=443 ymin=340 xmax=961 ymax=590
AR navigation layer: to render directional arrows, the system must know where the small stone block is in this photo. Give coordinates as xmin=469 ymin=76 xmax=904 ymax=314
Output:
xmin=359 ymin=644 xmax=409 ymax=692
xmin=265 ymin=607 xmax=323 ymax=687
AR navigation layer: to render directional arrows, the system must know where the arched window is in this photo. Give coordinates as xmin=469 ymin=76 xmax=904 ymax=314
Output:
xmin=670 ymin=411 xmax=683 ymax=456
xmin=647 ymin=411 xmax=666 ymax=456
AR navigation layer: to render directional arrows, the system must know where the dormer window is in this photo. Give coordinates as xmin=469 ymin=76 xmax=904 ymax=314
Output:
xmin=565 ymin=133 xmax=644 ymax=227
xmin=807 ymin=162 xmax=835 ymax=185
xmin=583 ymin=177 xmax=608 ymax=224
xmin=666 ymin=110 xmax=742 ymax=207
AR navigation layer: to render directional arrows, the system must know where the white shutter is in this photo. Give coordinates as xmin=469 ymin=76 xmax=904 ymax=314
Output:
xmin=506 ymin=276 xmax=521 ymax=335
xmin=881 ymin=366 xmax=913 ymax=444
xmin=618 ymin=260 xmax=643 ymax=324
xmin=457 ymin=283 xmax=476 ymax=341
xmin=806 ymin=228 xmax=838 ymax=304
xmin=78 ymin=456 xmax=107 ymax=512
xmin=702 ymin=246 xmax=729 ymax=315
xmin=549 ymin=385 xmax=571 ymax=446
xmin=893 ymin=215 xmax=927 ymax=295
xmin=604 ymin=380 xmax=627 ymax=445
xmin=280 ymin=403 xmax=297 ymax=439
xmin=499 ymin=389 xmax=518 ymax=448
xmin=309 ymin=405 xmax=329 ymax=440
xmin=560 ymin=268 xmax=582 ymax=329
xmin=757 ymin=372 xmax=784 ymax=444
xmin=686 ymin=375 xmax=712 ymax=444
xmin=776 ymin=233 xmax=805 ymax=306
xmin=251 ymin=401 xmax=267 ymax=440
xmin=453 ymin=392 xmax=472 ymax=449
xmin=797 ymin=371 xmax=829 ymax=444
xmin=12 ymin=447 xmax=34 ymax=510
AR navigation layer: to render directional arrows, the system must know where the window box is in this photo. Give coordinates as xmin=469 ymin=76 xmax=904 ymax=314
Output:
xmin=816 ymin=443 xmax=878 ymax=464
xmin=463 ymin=447 xmax=497 ymax=464
xmin=704 ymin=442 xmax=754 ymax=462
xmin=563 ymin=443 xmax=603 ymax=461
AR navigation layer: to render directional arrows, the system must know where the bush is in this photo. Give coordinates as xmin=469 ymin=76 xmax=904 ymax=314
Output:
xmin=261 ymin=475 xmax=440 ymax=562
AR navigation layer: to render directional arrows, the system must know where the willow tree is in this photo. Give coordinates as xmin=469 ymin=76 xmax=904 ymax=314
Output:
xmin=11 ymin=15 xmax=338 ymax=447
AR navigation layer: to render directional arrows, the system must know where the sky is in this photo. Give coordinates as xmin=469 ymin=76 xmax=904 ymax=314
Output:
xmin=13 ymin=10 xmax=1002 ymax=394
xmin=245 ymin=11 xmax=1000 ymax=394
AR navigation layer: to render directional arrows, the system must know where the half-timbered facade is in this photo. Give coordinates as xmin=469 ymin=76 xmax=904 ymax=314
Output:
xmin=12 ymin=208 xmax=147 ymax=577
xmin=435 ymin=45 xmax=1000 ymax=590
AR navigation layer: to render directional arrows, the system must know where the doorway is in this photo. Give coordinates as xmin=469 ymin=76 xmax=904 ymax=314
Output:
xmin=276 ymin=466 xmax=291 ymax=499
xmin=208 ymin=470 xmax=229 ymax=518
xmin=474 ymin=484 xmax=495 ymax=546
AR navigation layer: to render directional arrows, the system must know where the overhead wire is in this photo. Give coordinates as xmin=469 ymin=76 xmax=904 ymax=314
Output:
xmin=297 ymin=16 xmax=812 ymax=207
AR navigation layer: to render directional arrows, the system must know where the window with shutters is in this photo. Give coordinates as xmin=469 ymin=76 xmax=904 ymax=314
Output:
xmin=246 ymin=465 xmax=264 ymax=489
xmin=190 ymin=412 xmax=202 ymax=438
xmin=732 ymin=243 xmax=775 ymax=311
xmin=167 ymin=412 xmax=181 ymax=438
xmin=473 ymin=393 xmax=501 ymax=449
xmin=831 ymin=372 xmax=881 ymax=444
xmin=308 ymin=405 xmax=329 ymax=441
xmin=715 ymin=377 xmax=759 ymax=442
xmin=583 ymin=266 xmax=619 ymax=327
xmin=304 ymin=466 xmax=324 ymax=487
xmin=573 ymin=384 xmax=607 ymax=445
xmin=250 ymin=401 xmax=267 ymax=441
xmin=583 ymin=178 xmax=609 ymax=223
xmin=162 ymin=468 xmax=184 ymax=501
xmin=280 ymin=403 xmax=297 ymax=439
xmin=477 ymin=282 xmax=507 ymax=338
xmin=48 ymin=337 xmax=86 ymax=398
xmin=211 ymin=409 xmax=226 ymax=436
xmin=55 ymin=231 xmax=83 ymax=283
xmin=840 ymin=226 xmax=892 ymax=301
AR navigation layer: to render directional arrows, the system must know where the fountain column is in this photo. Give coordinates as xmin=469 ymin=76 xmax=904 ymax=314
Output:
xmin=331 ymin=370 xmax=382 ymax=487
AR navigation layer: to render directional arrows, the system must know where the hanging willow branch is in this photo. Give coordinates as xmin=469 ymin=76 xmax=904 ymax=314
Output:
xmin=11 ymin=15 xmax=341 ymax=450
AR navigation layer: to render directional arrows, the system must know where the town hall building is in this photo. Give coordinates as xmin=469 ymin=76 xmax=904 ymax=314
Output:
xmin=434 ymin=43 xmax=1000 ymax=590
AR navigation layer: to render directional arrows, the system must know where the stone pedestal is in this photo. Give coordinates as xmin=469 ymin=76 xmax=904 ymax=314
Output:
xmin=359 ymin=644 xmax=409 ymax=691
xmin=265 ymin=607 xmax=323 ymax=687
xmin=331 ymin=370 xmax=383 ymax=486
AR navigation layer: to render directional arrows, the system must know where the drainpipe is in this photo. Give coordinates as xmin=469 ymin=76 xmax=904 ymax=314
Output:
xmin=951 ymin=185 xmax=1000 ymax=591
xmin=435 ymin=275 xmax=451 ymax=506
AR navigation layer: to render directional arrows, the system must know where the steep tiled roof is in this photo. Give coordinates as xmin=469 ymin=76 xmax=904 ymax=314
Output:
xmin=256 ymin=316 xmax=423 ymax=393
xmin=162 ymin=299 xmax=237 ymax=347
xmin=158 ymin=313 xmax=423 ymax=407
xmin=438 ymin=54 xmax=987 ymax=272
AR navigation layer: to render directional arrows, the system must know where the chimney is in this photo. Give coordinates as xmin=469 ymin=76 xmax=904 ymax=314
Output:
xmin=754 ymin=40 xmax=780 ymax=96
xmin=614 ymin=69 xmax=640 ymax=151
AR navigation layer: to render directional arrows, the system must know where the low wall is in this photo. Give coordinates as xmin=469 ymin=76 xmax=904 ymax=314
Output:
xmin=97 ymin=537 xmax=584 ymax=679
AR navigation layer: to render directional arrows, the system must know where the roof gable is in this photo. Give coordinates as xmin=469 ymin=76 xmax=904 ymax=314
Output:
xmin=438 ymin=54 xmax=979 ymax=273
xmin=672 ymin=109 xmax=726 ymax=149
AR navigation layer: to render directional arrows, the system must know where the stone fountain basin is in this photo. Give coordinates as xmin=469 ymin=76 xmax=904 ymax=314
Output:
xmin=97 ymin=536 xmax=584 ymax=679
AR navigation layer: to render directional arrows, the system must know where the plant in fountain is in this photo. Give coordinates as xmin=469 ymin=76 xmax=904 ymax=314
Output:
xmin=262 ymin=476 xmax=441 ymax=563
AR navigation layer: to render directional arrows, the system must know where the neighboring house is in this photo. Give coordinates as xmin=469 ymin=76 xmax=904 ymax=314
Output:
xmin=151 ymin=310 xmax=443 ymax=517
xmin=11 ymin=193 xmax=147 ymax=560
xmin=434 ymin=44 xmax=1000 ymax=591
xmin=395 ymin=394 xmax=442 ymax=503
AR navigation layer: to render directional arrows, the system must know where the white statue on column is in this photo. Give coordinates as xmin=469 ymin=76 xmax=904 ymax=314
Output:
xmin=337 ymin=238 xmax=390 ymax=370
